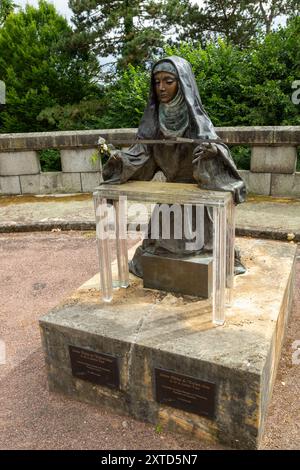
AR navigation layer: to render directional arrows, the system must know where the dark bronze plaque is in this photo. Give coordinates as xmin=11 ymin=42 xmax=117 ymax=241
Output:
xmin=155 ymin=368 xmax=215 ymax=419
xmin=69 ymin=346 xmax=119 ymax=389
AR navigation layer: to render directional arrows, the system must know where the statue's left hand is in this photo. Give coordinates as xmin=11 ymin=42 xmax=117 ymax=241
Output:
xmin=192 ymin=142 xmax=219 ymax=186
xmin=192 ymin=142 xmax=218 ymax=165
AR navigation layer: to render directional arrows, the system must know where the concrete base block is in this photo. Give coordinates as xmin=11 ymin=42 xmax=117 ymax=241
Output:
xmin=61 ymin=148 xmax=99 ymax=173
xmin=0 ymin=175 xmax=21 ymax=195
xmin=0 ymin=150 xmax=40 ymax=176
xmin=271 ymin=173 xmax=300 ymax=198
xmin=40 ymin=238 xmax=297 ymax=449
xmin=251 ymin=146 xmax=297 ymax=174
xmin=142 ymin=253 xmax=213 ymax=298
xmin=81 ymin=172 xmax=102 ymax=192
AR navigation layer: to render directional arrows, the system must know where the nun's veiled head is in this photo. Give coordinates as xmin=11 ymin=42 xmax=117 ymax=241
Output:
xmin=153 ymin=60 xmax=178 ymax=104
xmin=138 ymin=56 xmax=218 ymax=141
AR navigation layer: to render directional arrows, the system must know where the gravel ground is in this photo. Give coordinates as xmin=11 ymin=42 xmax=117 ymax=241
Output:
xmin=0 ymin=232 xmax=299 ymax=450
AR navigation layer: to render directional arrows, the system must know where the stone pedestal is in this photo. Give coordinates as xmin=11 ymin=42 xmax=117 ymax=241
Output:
xmin=39 ymin=238 xmax=297 ymax=449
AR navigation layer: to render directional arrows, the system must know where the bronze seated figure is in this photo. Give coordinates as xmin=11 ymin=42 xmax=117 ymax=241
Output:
xmin=102 ymin=56 xmax=246 ymax=293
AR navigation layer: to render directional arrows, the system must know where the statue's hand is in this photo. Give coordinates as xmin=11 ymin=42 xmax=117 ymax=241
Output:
xmin=192 ymin=143 xmax=219 ymax=187
xmin=192 ymin=142 xmax=218 ymax=165
xmin=102 ymin=151 xmax=123 ymax=181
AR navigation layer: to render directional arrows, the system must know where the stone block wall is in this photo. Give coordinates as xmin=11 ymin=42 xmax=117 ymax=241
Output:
xmin=0 ymin=145 xmax=102 ymax=195
xmin=0 ymin=150 xmax=41 ymax=175
xmin=238 ymin=170 xmax=300 ymax=198
xmin=0 ymin=127 xmax=299 ymax=196
xmin=251 ymin=146 xmax=297 ymax=174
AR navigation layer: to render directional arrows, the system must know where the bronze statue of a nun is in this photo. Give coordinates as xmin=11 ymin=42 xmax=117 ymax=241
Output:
xmin=102 ymin=56 xmax=246 ymax=278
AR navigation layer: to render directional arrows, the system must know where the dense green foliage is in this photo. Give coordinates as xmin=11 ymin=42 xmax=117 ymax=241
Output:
xmin=38 ymin=99 xmax=107 ymax=131
xmin=38 ymin=65 xmax=150 ymax=130
xmin=39 ymin=148 xmax=61 ymax=172
xmin=0 ymin=1 xmax=299 ymax=170
xmin=91 ymin=17 xmax=300 ymax=132
xmin=165 ymin=18 xmax=300 ymax=127
xmin=164 ymin=0 xmax=300 ymax=48
xmin=229 ymin=146 xmax=251 ymax=170
xmin=97 ymin=65 xmax=150 ymax=128
xmin=0 ymin=0 xmax=16 ymax=26
xmin=0 ymin=0 xmax=99 ymax=132
xmin=40 ymin=14 xmax=300 ymax=134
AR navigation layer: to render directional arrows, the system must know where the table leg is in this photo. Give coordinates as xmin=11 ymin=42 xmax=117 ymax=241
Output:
xmin=213 ymin=205 xmax=226 ymax=325
xmin=226 ymin=198 xmax=235 ymax=306
xmin=93 ymin=195 xmax=113 ymax=302
xmin=114 ymin=196 xmax=129 ymax=288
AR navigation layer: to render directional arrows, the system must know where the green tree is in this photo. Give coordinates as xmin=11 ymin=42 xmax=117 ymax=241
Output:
xmin=245 ymin=15 xmax=300 ymax=125
xmin=69 ymin=0 xmax=166 ymax=72
xmin=163 ymin=0 xmax=260 ymax=48
xmin=163 ymin=0 xmax=300 ymax=48
xmin=38 ymin=97 xmax=107 ymax=130
xmin=0 ymin=0 xmax=99 ymax=132
xmin=254 ymin=0 xmax=300 ymax=34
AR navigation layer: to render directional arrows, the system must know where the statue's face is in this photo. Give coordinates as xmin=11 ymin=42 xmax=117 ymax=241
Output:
xmin=154 ymin=72 xmax=178 ymax=103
